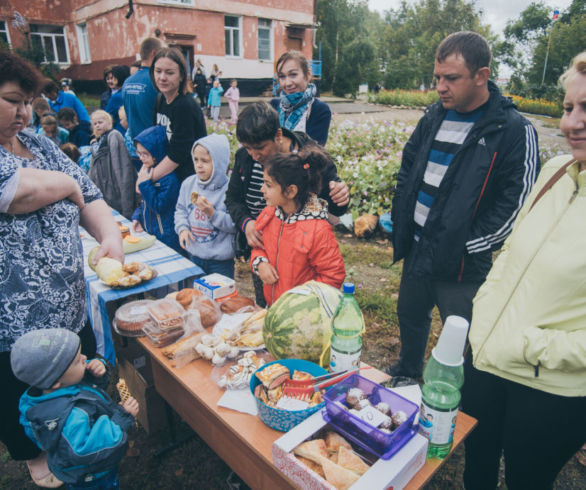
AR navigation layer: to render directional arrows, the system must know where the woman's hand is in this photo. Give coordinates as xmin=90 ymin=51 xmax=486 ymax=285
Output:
xmin=132 ymin=220 xmax=144 ymax=233
xmin=179 ymin=229 xmax=194 ymax=250
xmin=258 ymin=262 xmax=279 ymax=285
xmin=196 ymin=195 xmax=214 ymax=217
xmin=329 ymin=180 xmax=350 ymax=207
xmin=245 ymin=220 xmax=264 ymax=249
xmin=93 ymin=235 xmax=124 ymax=265
xmin=65 ymin=176 xmax=85 ymax=210
xmin=86 ymin=359 xmax=106 ymax=378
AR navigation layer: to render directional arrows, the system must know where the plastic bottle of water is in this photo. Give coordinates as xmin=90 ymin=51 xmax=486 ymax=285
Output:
xmin=418 ymin=315 xmax=469 ymax=459
xmin=329 ymin=283 xmax=364 ymax=373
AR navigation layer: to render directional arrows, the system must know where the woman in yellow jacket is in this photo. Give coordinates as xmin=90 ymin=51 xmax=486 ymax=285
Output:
xmin=463 ymin=52 xmax=586 ymax=490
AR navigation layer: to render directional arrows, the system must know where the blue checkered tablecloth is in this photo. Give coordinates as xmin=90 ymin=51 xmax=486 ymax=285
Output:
xmin=81 ymin=213 xmax=203 ymax=364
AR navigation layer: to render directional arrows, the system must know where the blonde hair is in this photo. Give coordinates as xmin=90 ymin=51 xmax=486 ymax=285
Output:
xmin=91 ymin=109 xmax=113 ymax=129
xmin=559 ymin=51 xmax=586 ymax=89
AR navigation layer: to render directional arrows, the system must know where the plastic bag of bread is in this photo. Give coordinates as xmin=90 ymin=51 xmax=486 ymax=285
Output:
xmin=174 ymin=288 xmax=203 ymax=309
xmin=188 ymin=295 xmax=222 ymax=328
xmin=161 ymin=330 xmax=206 ymax=368
xmin=219 ymin=294 xmax=256 ymax=314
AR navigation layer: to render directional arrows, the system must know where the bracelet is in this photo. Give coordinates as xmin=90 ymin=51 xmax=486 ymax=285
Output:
xmin=241 ymin=217 xmax=252 ymax=232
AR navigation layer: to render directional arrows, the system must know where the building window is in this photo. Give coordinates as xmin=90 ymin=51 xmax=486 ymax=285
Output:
xmin=258 ymin=19 xmax=272 ymax=61
xmin=30 ymin=24 xmax=69 ymax=64
xmin=225 ymin=16 xmax=241 ymax=57
xmin=0 ymin=21 xmax=10 ymax=47
xmin=76 ymin=24 xmax=91 ymax=64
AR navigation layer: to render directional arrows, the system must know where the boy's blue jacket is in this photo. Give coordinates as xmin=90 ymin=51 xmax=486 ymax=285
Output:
xmin=19 ymin=369 xmax=135 ymax=484
xmin=175 ymin=133 xmax=235 ymax=260
xmin=131 ymin=126 xmax=182 ymax=253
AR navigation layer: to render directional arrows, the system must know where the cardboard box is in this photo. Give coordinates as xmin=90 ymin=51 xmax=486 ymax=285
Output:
xmin=194 ymin=273 xmax=236 ymax=300
xmin=273 ymin=411 xmax=427 ymax=490
xmin=117 ymin=358 xmax=167 ymax=434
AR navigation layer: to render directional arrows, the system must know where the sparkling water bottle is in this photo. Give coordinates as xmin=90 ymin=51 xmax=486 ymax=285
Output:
xmin=418 ymin=315 xmax=469 ymax=459
xmin=329 ymin=283 xmax=364 ymax=373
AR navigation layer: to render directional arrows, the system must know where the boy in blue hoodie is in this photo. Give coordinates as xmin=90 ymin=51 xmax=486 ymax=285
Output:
xmin=207 ymin=80 xmax=224 ymax=123
xmin=175 ymin=133 xmax=236 ymax=278
xmin=131 ymin=126 xmax=182 ymax=254
xmin=11 ymin=329 xmax=138 ymax=489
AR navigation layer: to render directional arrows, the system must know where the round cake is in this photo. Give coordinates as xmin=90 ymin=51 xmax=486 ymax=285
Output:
xmin=114 ymin=299 xmax=155 ymax=334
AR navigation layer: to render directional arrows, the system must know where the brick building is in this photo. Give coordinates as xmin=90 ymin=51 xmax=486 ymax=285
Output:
xmin=0 ymin=0 xmax=317 ymax=94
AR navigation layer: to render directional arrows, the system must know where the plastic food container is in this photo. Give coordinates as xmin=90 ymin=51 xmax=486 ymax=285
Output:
xmin=323 ymin=374 xmax=418 ymax=460
xmin=142 ymin=323 xmax=185 ymax=347
xmin=113 ymin=299 xmax=154 ymax=337
xmin=147 ymin=299 xmax=185 ymax=330
xmin=250 ymin=359 xmax=327 ymax=432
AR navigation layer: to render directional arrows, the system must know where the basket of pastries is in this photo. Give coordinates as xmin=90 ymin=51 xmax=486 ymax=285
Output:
xmin=250 ymin=358 xmax=327 ymax=432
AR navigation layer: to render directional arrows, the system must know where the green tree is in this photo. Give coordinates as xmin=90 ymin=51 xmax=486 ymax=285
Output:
xmin=504 ymin=0 xmax=585 ymax=98
xmin=379 ymin=0 xmax=492 ymax=89
xmin=315 ymin=0 xmax=379 ymax=96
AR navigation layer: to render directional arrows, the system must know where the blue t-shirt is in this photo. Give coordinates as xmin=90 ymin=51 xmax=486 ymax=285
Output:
xmin=122 ymin=67 xmax=158 ymax=139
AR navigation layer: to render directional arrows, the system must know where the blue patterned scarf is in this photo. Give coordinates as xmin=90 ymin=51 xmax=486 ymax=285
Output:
xmin=279 ymin=83 xmax=317 ymax=131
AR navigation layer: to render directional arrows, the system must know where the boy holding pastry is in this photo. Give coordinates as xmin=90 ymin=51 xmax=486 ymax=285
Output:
xmin=175 ymin=133 xmax=236 ymax=278
xmin=11 ymin=329 xmax=138 ymax=489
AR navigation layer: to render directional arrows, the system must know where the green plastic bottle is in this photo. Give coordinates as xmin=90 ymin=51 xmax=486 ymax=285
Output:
xmin=329 ymin=283 xmax=364 ymax=373
xmin=418 ymin=316 xmax=469 ymax=459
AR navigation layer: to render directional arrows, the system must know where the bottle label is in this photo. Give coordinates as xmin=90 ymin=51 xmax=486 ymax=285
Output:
xmin=329 ymin=348 xmax=361 ymax=372
xmin=418 ymin=403 xmax=458 ymax=445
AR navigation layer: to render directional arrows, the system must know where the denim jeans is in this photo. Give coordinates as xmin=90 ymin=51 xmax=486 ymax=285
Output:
xmin=392 ymin=252 xmax=481 ymax=378
xmin=188 ymin=254 xmax=234 ymax=279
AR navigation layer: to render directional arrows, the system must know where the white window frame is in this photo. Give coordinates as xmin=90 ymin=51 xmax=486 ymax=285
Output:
xmin=30 ymin=24 xmax=70 ymax=65
xmin=157 ymin=0 xmax=194 ymax=5
xmin=0 ymin=20 xmax=11 ymax=47
xmin=76 ymin=23 xmax=91 ymax=64
xmin=258 ymin=18 xmax=272 ymax=61
xmin=224 ymin=16 xmax=242 ymax=58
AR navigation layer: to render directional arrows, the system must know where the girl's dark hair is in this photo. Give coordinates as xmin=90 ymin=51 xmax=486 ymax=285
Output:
xmin=264 ymin=146 xmax=329 ymax=208
xmin=0 ymin=51 xmax=44 ymax=96
xmin=150 ymin=47 xmax=190 ymax=95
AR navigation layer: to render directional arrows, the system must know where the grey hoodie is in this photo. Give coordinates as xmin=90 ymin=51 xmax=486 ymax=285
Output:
xmin=174 ymin=133 xmax=236 ymax=260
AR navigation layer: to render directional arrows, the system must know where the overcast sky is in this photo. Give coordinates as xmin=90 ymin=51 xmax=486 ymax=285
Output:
xmin=367 ymin=0 xmax=573 ymax=36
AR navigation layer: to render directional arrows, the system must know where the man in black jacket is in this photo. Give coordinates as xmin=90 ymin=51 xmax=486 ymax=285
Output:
xmin=389 ymin=32 xmax=540 ymax=383
xmin=225 ymin=102 xmax=349 ymax=306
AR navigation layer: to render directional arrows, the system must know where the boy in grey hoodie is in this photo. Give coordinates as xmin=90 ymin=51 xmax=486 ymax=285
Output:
xmin=175 ymin=133 xmax=236 ymax=278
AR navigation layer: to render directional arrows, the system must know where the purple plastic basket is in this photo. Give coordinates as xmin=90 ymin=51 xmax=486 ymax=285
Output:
xmin=323 ymin=374 xmax=418 ymax=460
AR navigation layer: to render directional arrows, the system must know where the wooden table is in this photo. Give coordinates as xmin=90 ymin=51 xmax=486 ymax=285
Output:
xmin=139 ymin=338 xmax=476 ymax=489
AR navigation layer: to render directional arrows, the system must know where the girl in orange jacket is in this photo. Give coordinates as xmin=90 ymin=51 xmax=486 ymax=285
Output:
xmin=251 ymin=148 xmax=346 ymax=306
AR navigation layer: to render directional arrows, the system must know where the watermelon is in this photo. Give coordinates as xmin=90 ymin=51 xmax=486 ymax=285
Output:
xmin=263 ymin=281 xmax=342 ymax=366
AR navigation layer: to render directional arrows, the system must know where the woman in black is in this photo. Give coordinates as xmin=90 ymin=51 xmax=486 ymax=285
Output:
xmin=148 ymin=48 xmax=207 ymax=183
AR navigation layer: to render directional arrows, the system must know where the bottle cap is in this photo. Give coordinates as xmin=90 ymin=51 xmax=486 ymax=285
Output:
xmin=342 ymin=283 xmax=355 ymax=294
xmin=431 ymin=315 xmax=469 ymax=366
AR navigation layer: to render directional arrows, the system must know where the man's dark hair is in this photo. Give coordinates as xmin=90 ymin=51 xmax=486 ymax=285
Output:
xmin=236 ymin=102 xmax=280 ymax=144
xmin=436 ymin=31 xmax=491 ymax=75
xmin=140 ymin=37 xmax=163 ymax=62
xmin=43 ymin=80 xmax=60 ymax=95
xmin=0 ymin=51 xmax=44 ymax=95
xmin=57 ymin=107 xmax=77 ymax=123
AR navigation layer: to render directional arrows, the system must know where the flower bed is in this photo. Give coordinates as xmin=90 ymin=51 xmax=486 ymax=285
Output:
xmin=326 ymin=119 xmax=413 ymax=216
xmin=508 ymin=95 xmax=562 ymax=118
xmin=369 ymin=89 xmax=438 ymax=108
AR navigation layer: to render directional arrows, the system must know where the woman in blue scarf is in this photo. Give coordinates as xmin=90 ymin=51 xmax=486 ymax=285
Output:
xmin=270 ymin=51 xmax=331 ymax=146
